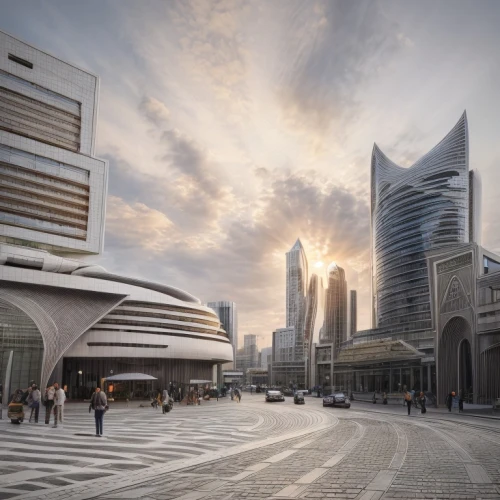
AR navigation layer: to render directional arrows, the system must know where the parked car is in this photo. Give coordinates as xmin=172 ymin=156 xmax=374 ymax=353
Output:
xmin=266 ymin=390 xmax=285 ymax=402
xmin=294 ymin=392 xmax=305 ymax=405
xmin=323 ymin=392 xmax=351 ymax=408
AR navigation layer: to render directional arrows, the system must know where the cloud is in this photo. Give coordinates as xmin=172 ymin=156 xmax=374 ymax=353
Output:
xmin=139 ymin=96 xmax=171 ymax=125
xmin=103 ymin=161 xmax=370 ymax=342
xmin=275 ymin=1 xmax=408 ymax=153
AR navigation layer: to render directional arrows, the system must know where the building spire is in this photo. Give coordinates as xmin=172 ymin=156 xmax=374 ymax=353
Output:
xmin=290 ymin=238 xmax=303 ymax=251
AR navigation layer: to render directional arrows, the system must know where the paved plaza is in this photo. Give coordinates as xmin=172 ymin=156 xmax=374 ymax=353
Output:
xmin=0 ymin=397 xmax=499 ymax=500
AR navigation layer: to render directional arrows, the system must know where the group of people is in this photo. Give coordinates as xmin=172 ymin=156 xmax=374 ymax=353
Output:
xmin=19 ymin=382 xmax=66 ymax=426
xmin=403 ymin=390 xmax=427 ymax=415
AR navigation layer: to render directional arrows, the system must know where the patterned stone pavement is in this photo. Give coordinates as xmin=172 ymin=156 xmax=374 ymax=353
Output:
xmin=0 ymin=397 xmax=499 ymax=500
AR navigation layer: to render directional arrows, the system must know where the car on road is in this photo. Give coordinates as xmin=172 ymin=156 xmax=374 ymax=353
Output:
xmin=266 ymin=390 xmax=285 ymax=402
xmin=293 ymin=393 xmax=305 ymax=405
xmin=323 ymin=392 xmax=350 ymax=408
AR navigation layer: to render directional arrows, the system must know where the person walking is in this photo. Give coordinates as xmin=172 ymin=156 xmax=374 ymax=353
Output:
xmin=27 ymin=384 xmax=41 ymax=423
xmin=44 ymin=384 xmax=55 ymax=425
xmin=445 ymin=391 xmax=455 ymax=412
xmin=235 ymin=388 xmax=241 ymax=403
xmin=91 ymin=388 xmax=107 ymax=437
xmin=404 ymin=390 xmax=412 ymax=416
xmin=419 ymin=391 xmax=427 ymax=414
xmin=382 ymin=392 xmax=388 ymax=405
xmin=52 ymin=382 xmax=66 ymax=428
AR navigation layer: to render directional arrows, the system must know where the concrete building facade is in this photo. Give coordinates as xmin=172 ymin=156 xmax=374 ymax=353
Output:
xmin=0 ymin=32 xmax=233 ymax=399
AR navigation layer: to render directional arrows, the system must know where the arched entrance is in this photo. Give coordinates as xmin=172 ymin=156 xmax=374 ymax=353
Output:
xmin=438 ymin=316 xmax=473 ymax=405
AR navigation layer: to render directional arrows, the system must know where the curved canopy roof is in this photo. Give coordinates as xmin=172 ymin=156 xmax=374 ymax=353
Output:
xmin=106 ymin=373 xmax=157 ymax=381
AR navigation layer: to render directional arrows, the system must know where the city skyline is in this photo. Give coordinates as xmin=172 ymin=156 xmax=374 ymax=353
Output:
xmin=3 ymin=2 xmax=500 ymax=343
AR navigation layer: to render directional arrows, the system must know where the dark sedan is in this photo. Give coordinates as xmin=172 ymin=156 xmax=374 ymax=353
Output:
xmin=323 ymin=392 xmax=351 ymax=408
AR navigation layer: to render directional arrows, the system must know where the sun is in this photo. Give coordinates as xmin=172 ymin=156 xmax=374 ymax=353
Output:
xmin=314 ymin=261 xmax=324 ymax=268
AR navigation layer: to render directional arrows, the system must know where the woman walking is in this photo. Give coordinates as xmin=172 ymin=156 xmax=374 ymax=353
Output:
xmin=91 ymin=388 xmax=107 ymax=437
xmin=404 ymin=390 xmax=412 ymax=415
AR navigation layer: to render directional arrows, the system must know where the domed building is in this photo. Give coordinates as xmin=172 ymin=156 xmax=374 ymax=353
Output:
xmin=0 ymin=32 xmax=232 ymax=399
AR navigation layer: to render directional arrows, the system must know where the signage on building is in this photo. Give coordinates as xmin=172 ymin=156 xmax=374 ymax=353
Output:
xmin=437 ymin=252 xmax=472 ymax=275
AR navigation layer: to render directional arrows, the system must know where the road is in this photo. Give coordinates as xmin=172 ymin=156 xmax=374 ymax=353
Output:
xmin=0 ymin=396 xmax=499 ymax=499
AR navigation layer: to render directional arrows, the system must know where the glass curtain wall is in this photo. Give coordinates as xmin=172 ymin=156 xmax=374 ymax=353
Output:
xmin=0 ymin=299 xmax=44 ymax=394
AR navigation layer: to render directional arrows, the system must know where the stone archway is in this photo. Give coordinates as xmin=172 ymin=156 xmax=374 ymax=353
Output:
xmin=438 ymin=316 xmax=472 ymax=405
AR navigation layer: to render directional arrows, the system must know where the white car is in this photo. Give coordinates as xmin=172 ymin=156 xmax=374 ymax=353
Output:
xmin=265 ymin=390 xmax=285 ymax=402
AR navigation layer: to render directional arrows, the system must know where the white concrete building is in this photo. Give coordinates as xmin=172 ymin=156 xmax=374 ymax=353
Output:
xmin=0 ymin=31 xmax=232 ymax=398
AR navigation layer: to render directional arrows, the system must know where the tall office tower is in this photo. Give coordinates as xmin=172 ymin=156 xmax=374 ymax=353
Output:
xmin=323 ymin=263 xmax=347 ymax=351
xmin=350 ymin=290 xmax=357 ymax=336
xmin=286 ymin=239 xmax=308 ymax=360
xmin=260 ymin=346 xmax=272 ymax=369
xmin=371 ymin=112 xmax=478 ymax=329
xmin=304 ymin=273 xmax=325 ymax=348
xmin=304 ymin=273 xmax=325 ymax=387
xmin=236 ymin=334 xmax=259 ymax=378
xmin=208 ymin=301 xmax=238 ymax=368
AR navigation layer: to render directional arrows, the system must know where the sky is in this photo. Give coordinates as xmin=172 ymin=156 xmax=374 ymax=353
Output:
xmin=2 ymin=0 xmax=500 ymax=348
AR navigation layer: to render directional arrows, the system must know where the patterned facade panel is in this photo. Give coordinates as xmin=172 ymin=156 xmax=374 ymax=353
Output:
xmin=0 ymin=30 xmax=97 ymax=155
xmin=371 ymin=113 xmax=470 ymax=331
xmin=0 ymin=32 xmax=106 ymax=255
xmin=0 ymin=281 xmax=126 ymax=388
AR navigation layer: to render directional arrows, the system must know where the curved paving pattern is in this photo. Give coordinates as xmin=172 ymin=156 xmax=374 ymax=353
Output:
xmin=0 ymin=398 xmax=498 ymax=500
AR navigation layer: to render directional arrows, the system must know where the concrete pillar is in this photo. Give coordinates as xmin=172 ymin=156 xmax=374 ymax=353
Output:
xmin=427 ymin=365 xmax=432 ymax=393
xmin=330 ymin=344 xmax=334 ymax=393
xmin=420 ymin=366 xmax=424 ymax=392
xmin=389 ymin=365 xmax=393 ymax=393
xmin=1 ymin=350 xmax=13 ymax=409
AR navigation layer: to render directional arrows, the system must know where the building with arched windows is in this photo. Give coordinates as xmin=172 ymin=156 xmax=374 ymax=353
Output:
xmin=333 ymin=112 xmax=500 ymax=406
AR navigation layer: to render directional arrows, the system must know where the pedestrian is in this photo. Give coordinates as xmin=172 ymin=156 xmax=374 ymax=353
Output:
xmin=372 ymin=392 xmax=377 ymax=404
xmin=230 ymin=387 xmax=234 ymax=400
xmin=44 ymin=384 xmax=55 ymax=425
xmin=404 ymin=390 xmax=412 ymax=416
xmin=445 ymin=391 xmax=455 ymax=412
xmin=52 ymin=382 xmax=66 ymax=428
xmin=382 ymin=392 xmax=388 ymax=405
xmin=419 ymin=391 xmax=427 ymax=414
xmin=27 ymin=384 xmax=41 ymax=423
xmin=90 ymin=387 xmax=107 ymax=437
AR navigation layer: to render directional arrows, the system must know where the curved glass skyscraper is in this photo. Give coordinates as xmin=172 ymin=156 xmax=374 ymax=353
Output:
xmin=323 ymin=262 xmax=347 ymax=352
xmin=371 ymin=112 xmax=477 ymax=330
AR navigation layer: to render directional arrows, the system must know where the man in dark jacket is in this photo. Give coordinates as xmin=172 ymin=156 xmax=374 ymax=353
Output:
xmin=90 ymin=388 xmax=107 ymax=437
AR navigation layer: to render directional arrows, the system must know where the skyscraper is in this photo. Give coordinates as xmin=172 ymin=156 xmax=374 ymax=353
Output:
xmin=286 ymin=238 xmax=308 ymax=360
xmin=260 ymin=346 xmax=272 ymax=369
xmin=350 ymin=290 xmax=357 ymax=336
xmin=304 ymin=273 xmax=325 ymax=387
xmin=370 ymin=112 xmax=476 ymax=330
xmin=207 ymin=301 xmax=238 ymax=368
xmin=323 ymin=263 xmax=347 ymax=352
xmin=236 ymin=334 xmax=259 ymax=381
